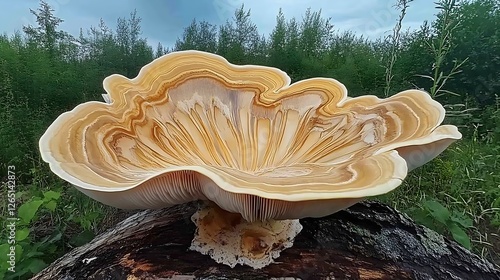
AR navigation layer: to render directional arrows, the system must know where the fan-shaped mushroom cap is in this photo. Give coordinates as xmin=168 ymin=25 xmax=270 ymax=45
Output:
xmin=39 ymin=50 xmax=461 ymax=222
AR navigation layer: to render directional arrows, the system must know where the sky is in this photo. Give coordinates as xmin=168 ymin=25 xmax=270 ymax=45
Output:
xmin=0 ymin=0 xmax=439 ymax=48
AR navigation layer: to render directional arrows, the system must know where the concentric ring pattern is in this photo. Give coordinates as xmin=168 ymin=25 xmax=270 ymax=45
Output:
xmin=39 ymin=51 xmax=461 ymax=221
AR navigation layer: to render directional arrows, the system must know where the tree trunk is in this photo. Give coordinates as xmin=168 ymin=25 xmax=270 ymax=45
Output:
xmin=32 ymin=201 xmax=500 ymax=280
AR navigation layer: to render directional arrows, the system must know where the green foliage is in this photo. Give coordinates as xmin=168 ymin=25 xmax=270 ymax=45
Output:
xmin=422 ymin=0 xmax=467 ymax=99
xmin=0 ymin=0 xmax=499 ymax=275
xmin=0 ymin=179 xmax=110 ymax=279
xmin=0 ymin=189 xmax=62 ymax=279
xmin=412 ymin=200 xmax=472 ymax=249
xmin=383 ymin=0 xmax=414 ymax=97
xmin=175 ymin=19 xmax=218 ymax=53
xmin=381 ymin=137 xmax=499 ymax=261
xmin=445 ymin=0 xmax=500 ymax=106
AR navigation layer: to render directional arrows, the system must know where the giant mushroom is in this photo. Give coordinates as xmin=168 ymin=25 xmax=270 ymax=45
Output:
xmin=39 ymin=50 xmax=462 ymax=269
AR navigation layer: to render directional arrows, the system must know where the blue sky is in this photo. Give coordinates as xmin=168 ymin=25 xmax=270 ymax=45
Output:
xmin=0 ymin=0 xmax=438 ymax=48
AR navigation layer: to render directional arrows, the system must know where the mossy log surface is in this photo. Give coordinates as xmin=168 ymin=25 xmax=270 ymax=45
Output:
xmin=33 ymin=201 xmax=500 ymax=280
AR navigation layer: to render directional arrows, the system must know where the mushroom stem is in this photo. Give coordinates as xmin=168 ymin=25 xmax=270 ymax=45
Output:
xmin=189 ymin=202 xmax=303 ymax=269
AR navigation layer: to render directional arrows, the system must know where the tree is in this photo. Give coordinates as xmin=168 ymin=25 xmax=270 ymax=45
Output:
xmin=298 ymin=8 xmax=333 ymax=59
xmin=155 ymin=42 xmax=167 ymax=58
xmin=445 ymin=0 xmax=499 ymax=106
xmin=269 ymin=9 xmax=287 ymax=68
xmin=175 ymin=19 xmax=217 ymax=53
xmin=215 ymin=5 xmax=261 ymax=64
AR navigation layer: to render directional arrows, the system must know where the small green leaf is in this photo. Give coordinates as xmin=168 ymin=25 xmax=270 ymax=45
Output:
xmin=16 ymin=228 xmax=30 ymax=241
xmin=27 ymin=258 xmax=47 ymax=274
xmin=15 ymin=191 xmax=26 ymax=199
xmin=43 ymin=190 xmax=61 ymax=201
xmin=0 ymin=244 xmax=9 ymax=262
xmin=69 ymin=230 xmax=95 ymax=247
xmin=24 ymin=249 xmax=44 ymax=259
xmin=18 ymin=200 xmax=44 ymax=224
xmin=44 ymin=200 xmax=57 ymax=212
xmin=85 ymin=211 xmax=100 ymax=220
xmin=9 ymin=266 xmax=31 ymax=279
xmin=0 ymin=260 xmax=7 ymax=270
xmin=449 ymin=223 xmax=471 ymax=249
xmin=424 ymin=200 xmax=450 ymax=224
xmin=15 ymin=244 xmax=23 ymax=261
xmin=82 ymin=220 xmax=91 ymax=230
xmin=412 ymin=209 xmax=436 ymax=229
xmin=451 ymin=211 xmax=473 ymax=228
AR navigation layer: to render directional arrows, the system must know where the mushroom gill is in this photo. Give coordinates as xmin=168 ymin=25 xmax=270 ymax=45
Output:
xmin=39 ymin=50 xmax=462 ymax=268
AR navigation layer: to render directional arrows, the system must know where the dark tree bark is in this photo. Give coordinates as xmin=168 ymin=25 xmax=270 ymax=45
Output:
xmin=33 ymin=201 xmax=500 ymax=280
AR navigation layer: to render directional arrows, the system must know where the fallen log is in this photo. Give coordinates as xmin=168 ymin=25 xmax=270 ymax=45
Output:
xmin=32 ymin=201 xmax=500 ymax=280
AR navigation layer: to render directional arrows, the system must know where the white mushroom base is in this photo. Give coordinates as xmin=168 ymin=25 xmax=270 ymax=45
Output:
xmin=189 ymin=205 xmax=303 ymax=269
